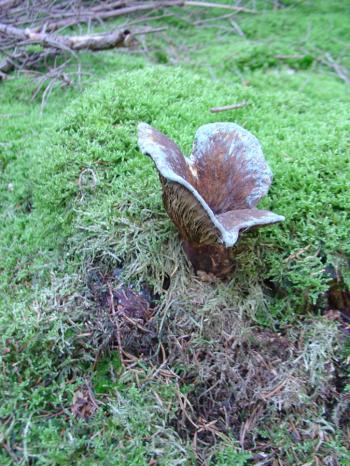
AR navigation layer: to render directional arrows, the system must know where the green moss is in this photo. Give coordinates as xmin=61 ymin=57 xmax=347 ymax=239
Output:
xmin=28 ymin=66 xmax=349 ymax=317
xmin=1 ymin=1 xmax=350 ymax=464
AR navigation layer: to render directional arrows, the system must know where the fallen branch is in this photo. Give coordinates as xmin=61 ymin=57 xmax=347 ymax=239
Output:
xmin=0 ymin=0 xmax=258 ymax=92
xmin=0 ymin=49 xmax=58 ymax=77
xmin=0 ymin=25 xmax=165 ymax=77
xmin=0 ymin=23 xmax=133 ymax=51
xmin=0 ymin=0 xmax=20 ymax=8
xmin=184 ymin=1 xmax=256 ymax=14
xmin=210 ymin=100 xmax=249 ymax=113
xmin=31 ymin=1 xmax=185 ymax=33
xmin=321 ymin=52 xmax=350 ymax=85
xmin=22 ymin=0 xmax=256 ymax=34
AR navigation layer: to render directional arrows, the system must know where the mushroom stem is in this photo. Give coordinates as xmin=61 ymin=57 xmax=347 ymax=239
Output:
xmin=182 ymin=241 xmax=234 ymax=277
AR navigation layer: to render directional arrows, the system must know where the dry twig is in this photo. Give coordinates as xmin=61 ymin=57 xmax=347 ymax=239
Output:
xmin=0 ymin=0 xmax=256 ymax=82
xmin=210 ymin=100 xmax=249 ymax=113
xmin=320 ymin=52 xmax=350 ymax=85
xmin=184 ymin=1 xmax=255 ymax=14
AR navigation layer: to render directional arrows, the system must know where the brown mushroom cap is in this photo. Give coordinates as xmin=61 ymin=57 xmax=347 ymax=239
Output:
xmin=138 ymin=122 xmax=284 ymax=248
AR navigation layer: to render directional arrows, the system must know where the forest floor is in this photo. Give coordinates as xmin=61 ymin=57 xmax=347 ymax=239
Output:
xmin=1 ymin=1 xmax=350 ymax=465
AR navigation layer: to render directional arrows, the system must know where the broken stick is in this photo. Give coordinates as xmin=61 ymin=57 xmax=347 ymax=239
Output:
xmin=210 ymin=101 xmax=249 ymax=113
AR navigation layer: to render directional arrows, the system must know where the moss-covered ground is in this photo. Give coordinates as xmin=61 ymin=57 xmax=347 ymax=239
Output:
xmin=1 ymin=1 xmax=350 ymax=464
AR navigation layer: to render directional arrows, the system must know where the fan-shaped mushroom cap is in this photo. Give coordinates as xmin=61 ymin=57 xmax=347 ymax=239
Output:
xmin=138 ymin=122 xmax=284 ymax=249
xmin=190 ymin=123 xmax=273 ymax=212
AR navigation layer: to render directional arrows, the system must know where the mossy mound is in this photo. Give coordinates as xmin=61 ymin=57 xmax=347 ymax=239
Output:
xmin=33 ymin=66 xmax=350 ymax=322
xmin=1 ymin=2 xmax=350 ymax=463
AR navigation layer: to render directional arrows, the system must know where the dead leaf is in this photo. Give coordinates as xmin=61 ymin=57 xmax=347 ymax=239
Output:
xmin=71 ymin=383 xmax=98 ymax=420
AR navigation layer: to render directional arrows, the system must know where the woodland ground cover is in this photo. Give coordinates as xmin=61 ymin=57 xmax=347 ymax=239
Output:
xmin=1 ymin=1 xmax=349 ymax=465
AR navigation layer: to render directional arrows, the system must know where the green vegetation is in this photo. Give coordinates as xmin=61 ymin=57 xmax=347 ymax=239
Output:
xmin=1 ymin=1 xmax=349 ymax=464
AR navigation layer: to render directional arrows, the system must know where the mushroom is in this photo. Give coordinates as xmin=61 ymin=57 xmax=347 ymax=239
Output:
xmin=138 ymin=122 xmax=284 ymax=277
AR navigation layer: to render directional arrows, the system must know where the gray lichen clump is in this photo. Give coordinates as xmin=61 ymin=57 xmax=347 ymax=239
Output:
xmin=138 ymin=122 xmax=284 ymax=277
